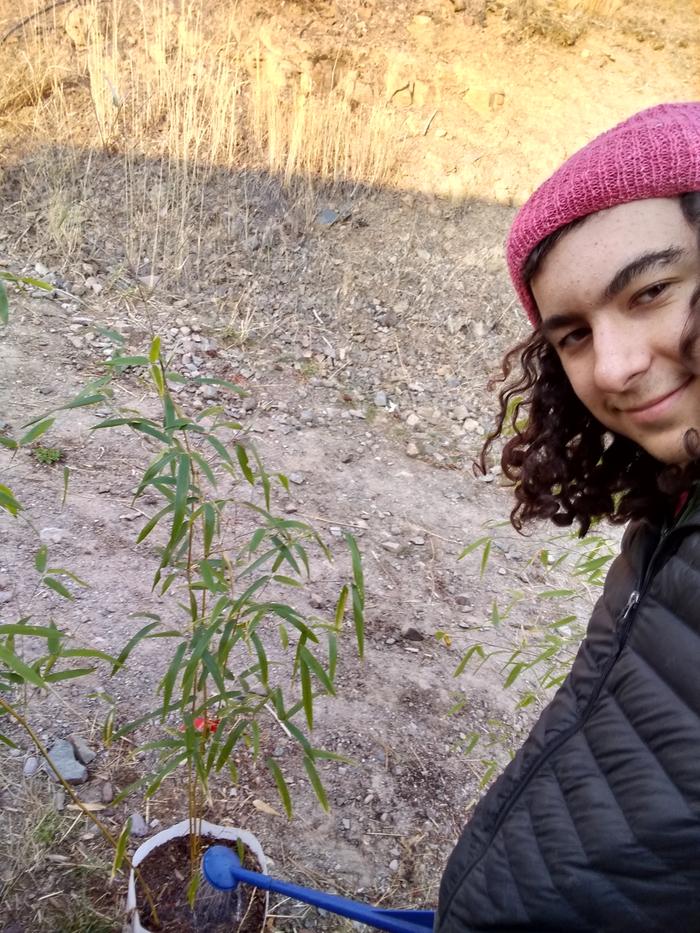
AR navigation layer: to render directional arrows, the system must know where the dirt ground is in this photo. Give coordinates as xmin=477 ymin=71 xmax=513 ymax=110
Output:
xmin=0 ymin=0 xmax=698 ymax=930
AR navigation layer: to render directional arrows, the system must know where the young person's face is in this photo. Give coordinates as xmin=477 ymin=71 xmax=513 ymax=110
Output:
xmin=531 ymin=198 xmax=700 ymax=465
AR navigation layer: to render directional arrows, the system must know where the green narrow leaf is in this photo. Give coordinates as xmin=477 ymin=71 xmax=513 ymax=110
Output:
xmin=0 ymin=435 xmax=18 ymax=450
xmin=35 ymin=546 xmax=48 ymax=574
xmin=215 ymin=720 xmax=248 ymax=771
xmin=328 ymin=632 xmax=337 ymax=681
xmin=266 ymin=757 xmax=293 ymax=819
xmin=19 ymin=418 xmax=54 ymax=446
xmin=303 ymin=755 xmax=329 ymax=812
xmin=64 ymin=393 xmax=107 ymax=411
xmin=300 ymin=646 xmax=335 ymax=696
xmin=0 ymin=733 xmax=19 ymax=749
xmin=0 ymin=485 xmax=22 ymax=515
xmin=44 ymin=577 xmax=73 ymax=600
xmin=0 ymin=280 xmax=8 ymax=324
xmin=0 ymin=644 xmax=47 ymax=688
xmin=480 ymin=538 xmax=492 ymax=578
xmin=235 ymin=444 xmax=254 ymax=484
xmin=250 ymin=632 xmax=269 ymax=688
xmin=454 ymin=643 xmax=486 ymax=677
xmin=94 ymin=325 xmax=125 ymax=345
xmin=61 ymin=466 xmax=70 ymax=507
xmin=351 ymin=585 xmax=364 ymax=659
xmin=111 ymin=621 xmax=162 ymax=674
xmin=149 ymin=336 xmax=161 ymax=363
xmin=334 ymin=585 xmax=348 ymax=629
xmin=105 ymin=355 xmax=150 ymax=368
xmin=300 ymin=657 xmax=313 ymax=730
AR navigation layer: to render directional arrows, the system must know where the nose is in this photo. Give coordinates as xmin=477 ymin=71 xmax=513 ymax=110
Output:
xmin=592 ymin=320 xmax=650 ymax=393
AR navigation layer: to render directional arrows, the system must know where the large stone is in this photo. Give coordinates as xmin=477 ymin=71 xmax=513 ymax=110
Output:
xmin=45 ymin=739 xmax=88 ymax=785
xmin=68 ymin=733 xmax=97 ymax=765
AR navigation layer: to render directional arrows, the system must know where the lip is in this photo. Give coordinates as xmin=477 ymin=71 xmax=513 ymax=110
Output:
xmin=622 ymin=377 xmax=693 ymax=424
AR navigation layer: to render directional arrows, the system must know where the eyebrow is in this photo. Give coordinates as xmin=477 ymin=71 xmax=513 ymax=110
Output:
xmin=539 ymin=246 xmax=686 ymax=338
xmin=601 ymin=247 xmax=685 ymax=301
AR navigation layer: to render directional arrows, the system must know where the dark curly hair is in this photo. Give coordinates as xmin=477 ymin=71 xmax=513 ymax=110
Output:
xmin=479 ymin=192 xmax=700 ymax=536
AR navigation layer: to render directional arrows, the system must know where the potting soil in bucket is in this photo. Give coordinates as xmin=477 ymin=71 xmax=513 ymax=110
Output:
xmin=135 ymin=835 xmax=266 ymax=933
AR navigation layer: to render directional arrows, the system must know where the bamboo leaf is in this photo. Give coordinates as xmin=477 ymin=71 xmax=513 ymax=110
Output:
xmin=0 ymin=280 xmax=8 ymax=324
xmin=111 ymin=818 xmax=132 ymax=879
xmin=111 ymin=621 xmax=162 ymax=674
xmin=61 ymin=466 xmax=70 ymax=507
xmin=303 ymin=755 xmax=329 ymax=812
xmin=44 ymin=577 xmax=73 ymax=600
xmin=105 ymin=355 xmax=150 ymax=368
xmin=300 ymin=646 xmax=335 ymax=696
xmin=250 ymin=632 xmax=269 ymax=688
xmin=35 ymin=546 xmax=48 ymax=574
xmin=235 ymin=444 xmax=254 ymax=484
xmin=0 ymin=485 xmax=22 ymax=516
xmin=266 ymin=757 xmax=293 ymax=819
xmin=19 ymin=418 xmax=54 ymax=446
xmin=300 ymin=657 xmax=313 ymax=729
xmin=0 ymin=644 xmax=47 ymax=688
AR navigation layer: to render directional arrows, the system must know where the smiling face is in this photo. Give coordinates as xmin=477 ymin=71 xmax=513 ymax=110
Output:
xmin=531 ymin=198 xmax=700 ymax=465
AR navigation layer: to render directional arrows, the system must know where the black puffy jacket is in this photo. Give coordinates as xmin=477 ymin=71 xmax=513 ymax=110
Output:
xmin=437 ymin=502 xmax=700 ymax=933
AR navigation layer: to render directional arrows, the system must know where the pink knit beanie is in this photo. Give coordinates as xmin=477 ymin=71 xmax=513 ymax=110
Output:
xmin=507 ymin=101 xmax=700 ymax=326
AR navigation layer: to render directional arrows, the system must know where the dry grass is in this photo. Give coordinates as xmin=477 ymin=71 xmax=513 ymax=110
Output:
xmin=0 ymin=765 xmax=122 ymax=931
xmin=0 ymin=0 xmax=400 ymax=279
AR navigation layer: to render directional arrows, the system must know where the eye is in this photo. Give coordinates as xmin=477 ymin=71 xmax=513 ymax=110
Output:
xmin=558 ymin=327 xmax=589 ymax=350
xmin=634 ymin=281 xmax=669 ymax=305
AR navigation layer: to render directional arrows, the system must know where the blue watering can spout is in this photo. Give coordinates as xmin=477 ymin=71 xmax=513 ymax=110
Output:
xmin=202 ymin=844 xmax=435 ymax=933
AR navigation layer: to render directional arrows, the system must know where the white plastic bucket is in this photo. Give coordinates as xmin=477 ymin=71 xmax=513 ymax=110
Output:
xmin=126 ymin=818 xmax=268 ymax=932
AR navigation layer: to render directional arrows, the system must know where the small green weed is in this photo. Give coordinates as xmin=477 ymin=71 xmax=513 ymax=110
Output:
xmin=32 ymin=445 xmax=65 ymax=465
xmin=32 ymin=809 xmax=62 ymax=846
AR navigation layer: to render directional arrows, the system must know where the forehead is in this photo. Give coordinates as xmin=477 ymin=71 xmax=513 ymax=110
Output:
xmin=532 ymin=198 xmax=694 ymax=313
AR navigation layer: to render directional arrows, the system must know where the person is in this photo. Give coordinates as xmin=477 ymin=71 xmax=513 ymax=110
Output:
xmin=436 ymin=101 xmax=700 ymax=932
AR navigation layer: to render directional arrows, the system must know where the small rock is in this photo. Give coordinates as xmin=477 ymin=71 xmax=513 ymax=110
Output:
xmin=85 ymin=276 xmax=102 ymax=295
xmin=329 ymin=526 xmax=343 ymax=538
xmin=455 ymin=593 xmax=472 ymax=606
xmin=242 ymin=396 xmax=257 ymax=412
xmin=202 ymin=385 xmax=219 ymax=401
xmin=451 ymin=405 xmax=469 ymax=422
xmin=309 ymin=594 xmax=324 ymax=609
xmin=410 ymin=536 xmax=425 ymax=546
xmin=68 ymin=734 xmax=96 ymax=765
xmin=463 ymin=418 xmax=484 ymax=434
xmin=381 ymin=541 xmax=402 ymax=554
xmin=129 ymin=812 xmax=149 ymax=837
xmin=45 ymin=739 xmax=88 ymax=785
xmin=52 ymin=789 xmax=66 ymax=811
xmin=402 ymin=626 xmax=425 ymax=642
xmin=23 ymin=756 xmax=40 ymax=777
xmin=40 ymin=527 xmax=66 ymax=545
xmin=67 ymin=335 xmax=84 ymax=350
xmin=389 ymin=859 xmax=400 ymax=872
xmin=373 ymin=391 xmax=388 ymax=408
xmin=101 ymin=781 xmax=114 ymax=804
xmin=406 ymin=412 xmax=420 ymax=428
xmin=34 ymin=261 xmax=50 ymax=276
xmin=342 ymin=818 xmax=351 ymax=830
xmin=288 ymin=472 xmax=305 ymax=485
xmin=406 ymin=442 xmax=421 ymax=458
xmin=0 ymin=591 xmax=12 ymax=606
xmin=317 ymin=208 xmax=339 ymax=226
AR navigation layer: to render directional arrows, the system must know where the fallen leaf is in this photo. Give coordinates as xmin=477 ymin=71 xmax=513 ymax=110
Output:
xmin=252 ymin=798 xmax=282 ymax=817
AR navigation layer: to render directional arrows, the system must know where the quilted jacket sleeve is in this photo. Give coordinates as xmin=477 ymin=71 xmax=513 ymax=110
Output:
xmin=436 ymin=518 xmax=700 ymax=933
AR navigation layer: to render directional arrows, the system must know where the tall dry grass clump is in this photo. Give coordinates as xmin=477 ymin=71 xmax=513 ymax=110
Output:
xmin=0 ymin=0 xmax=399 ymax=276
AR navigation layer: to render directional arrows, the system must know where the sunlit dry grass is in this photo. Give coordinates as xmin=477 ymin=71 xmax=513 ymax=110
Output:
xmin=0 ymin=0 xmax=400 ymax=276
